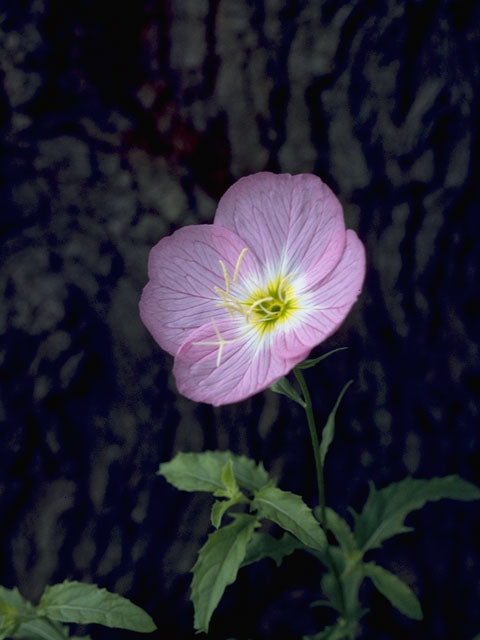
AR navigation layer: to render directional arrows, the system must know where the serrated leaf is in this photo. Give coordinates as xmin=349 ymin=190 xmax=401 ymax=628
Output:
xmin=220 ymin=460 xmax=238 ymax=495
xmin=211 ymin=499 xmax=234 ymax=529
xmin=296 ymin=347 xmax=348 ymax=370
xmin=214 ymin=460 xmax=241 ymax=499
xmin=14 ymin=618 xmax=69 ymax=640
xmin=269 ymin=377 xmax=306 ymax=407
xmin=325 ymin=508 xmax=357 ymax=555
xmin=210 ymin=493 xmax=248 ymax=529
xmin=158 ymin=452 xmax=225 ymax=492
xmin=363 ymin=562 xmax=423 ymax=620
xmin=315 ymin=548 xmax=364 ymax=619
xmin=320 ymin=571 xmax=343 ymax=614
xmin=242 ymin=532 xmax=303 ymax=567
xmin=343 ymin=574 xmax=366 ymax=620
xmin=353 ymin=475 xmax=480 ymax=552
xmin=252 ymin=486 xmax=327 ymax=551
xmin=220 ymin=453 xmax=270 ymax=493
xmin=319 ymin=381 xmax=352 ymax=466
xmin=0 ymin=587 xmax=33 ymax=617
xmin=38 ymin=581 xmax=156 ymax=632
xmin=0 ymin=587 xmax=35 ymax=640
xmin=158 ymin=451 xmax=269 ymax=494
xmin=191 ymin=514 xmax=257 ymax=633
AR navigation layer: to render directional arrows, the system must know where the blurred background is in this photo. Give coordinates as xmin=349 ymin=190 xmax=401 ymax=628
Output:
xmin=1 ymin=1 xmax=479 ymax=638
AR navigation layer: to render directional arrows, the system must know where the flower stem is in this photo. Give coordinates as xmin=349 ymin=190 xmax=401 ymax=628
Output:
xmin=293 ymin=368 xmax=326 ymax=524
xmin=293 ymin=367 xmax=349 ymax=628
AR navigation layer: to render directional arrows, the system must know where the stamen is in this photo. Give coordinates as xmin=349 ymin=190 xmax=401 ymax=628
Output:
xmin=212 ymin=318 xmax=223 ymax=342
xmin=278 ymin=275 xmax=291 ymax=302
xmin=216 ymin=343 xmax=224 ymax=367
xmin=213 ymin=249 xmax=251 ymax=321
xmin=219 ymin=260 xmax=230 ymax=294
xmin=214 ymin=287 xmax=235 ymax=318
xmin=245 ymin=296 xmax=274 ymax=321
xmin=258 ymin=303 xmax=276 ymax=316
xmin=248 ymin=297 xmax=274 ymax=311
xmin=211 ymin=252 xmax=296 ymax=342
xmin=233 ymin=248 xmax=248 ymax=284
xmin=192 ymin=319 xmax=238 ymax=367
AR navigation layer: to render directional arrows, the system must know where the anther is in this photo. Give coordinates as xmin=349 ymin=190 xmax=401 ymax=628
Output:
xmin=278 ymin=275 xmax=290 ymax=303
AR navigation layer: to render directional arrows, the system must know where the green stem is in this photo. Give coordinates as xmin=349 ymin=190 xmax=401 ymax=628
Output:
xmin=294 ymin=368 xmax=326 ymax=525
xmin=293 ymin=367 xmax=349 ymax=628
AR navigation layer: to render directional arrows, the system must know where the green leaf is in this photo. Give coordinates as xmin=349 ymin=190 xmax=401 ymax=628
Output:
xmin=158 ymin=451 xmax=269 ymax=494
xmin=242 ymin=532 xmax=303 ymax=567
xmin=158 ymin=451 xmax=225 ymax=493
xmin=210 ymin=460 xmax=250 ymax=527
xmin=0 ymin=587 xmax=33 ymax=617
xmin=296 ymin=347 xmax=348 ymax=370
xmin=191 ymin=514 xmax=257 ymax=633
xmin=269 ymin=377 xmax=306 ymax=407
xmin=220 ymin=460 xmax=238 ymax=495
xmin=14 ymin=618 xmax=69 ymax=640
xmin=38 ymin=581 xmax=156 ymax=632
xmin=211 ymin=499 xmax=234 ymax=529
xmin=210 ymin=493 xmax=248 ymax=529
xmin=353 ymin=475 xmax=480 ymax=552
xmin=363 ymin=562 xmax=423 ymax=620
xmin=314 ymin=548 xmax=364 ymax=619
xmin=213 ymin=461 xmax=241 ymax=499
xmin=0 ymin=587 xmax=34 ymax=640
xmin=319 ymin=381 xmax=353 ymax=466
xmin=320 ymin=571 xmax=343 ymax=614
xmin=303 ymin=617 xmax=358 ymax=639
xmin=325 ymin=508 xmax=357 ymax=555
xmin=343 ymin=576 xmax=366 ymax=620
xmin=0 ymin=603 xmax=19 ymax=640
xmin=252 ymin=486 xmax=327 ymax=551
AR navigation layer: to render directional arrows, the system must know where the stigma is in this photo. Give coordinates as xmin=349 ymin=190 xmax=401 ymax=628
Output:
xmin=215 ymin=249 xmax=298 ymax=333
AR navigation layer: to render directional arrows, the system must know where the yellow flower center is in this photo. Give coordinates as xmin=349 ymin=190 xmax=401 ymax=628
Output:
xmin=214 ymin=249 xmax=298 ymax=334
xmin=193 ymin=249 xmax=299 ymax=366
xmin=244 ymin=274 xmax=297 ymax=333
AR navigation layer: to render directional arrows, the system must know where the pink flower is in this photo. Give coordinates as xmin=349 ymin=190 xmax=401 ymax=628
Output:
xmin=139 ymin=172 xmax=365 ymax=406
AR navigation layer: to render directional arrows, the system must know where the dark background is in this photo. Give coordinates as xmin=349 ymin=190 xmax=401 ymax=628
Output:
xmin=1 ymin=1 xmax=479 ymax=639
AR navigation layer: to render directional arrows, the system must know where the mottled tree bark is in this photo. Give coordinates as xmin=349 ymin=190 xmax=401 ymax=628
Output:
xmin=1 ymin=1 xmax=479 ymax=638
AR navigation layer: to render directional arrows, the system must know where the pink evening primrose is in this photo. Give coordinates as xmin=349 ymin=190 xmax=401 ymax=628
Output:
xmin=139 ymin=172 xmax=365 ymax=406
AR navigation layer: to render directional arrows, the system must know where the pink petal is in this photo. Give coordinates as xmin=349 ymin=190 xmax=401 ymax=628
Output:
xmin=139 ymin=224 xmax=261 ymax=355
xmin=214 ymin=172 xmax=346 ymax=286
xmin=173 ymin=318 xmax=299 ymax=406
xmin=274 ymin=230 xmax=366 ymax=357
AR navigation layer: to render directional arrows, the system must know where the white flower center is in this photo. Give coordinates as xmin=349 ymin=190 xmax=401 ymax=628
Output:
xmin=194 ymin=248 xmax=299 ymax=365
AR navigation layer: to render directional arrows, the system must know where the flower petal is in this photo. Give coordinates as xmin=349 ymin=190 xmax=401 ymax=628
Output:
xmin=173 ymin=318 xmax=299 ymax=406
xmin=274 ymin=230 xmax=366 ymax=357
xmin=214 ymin=172 xmax=346 ymax=286
xmin=139 ymin=224 xmax=261 ymax=355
